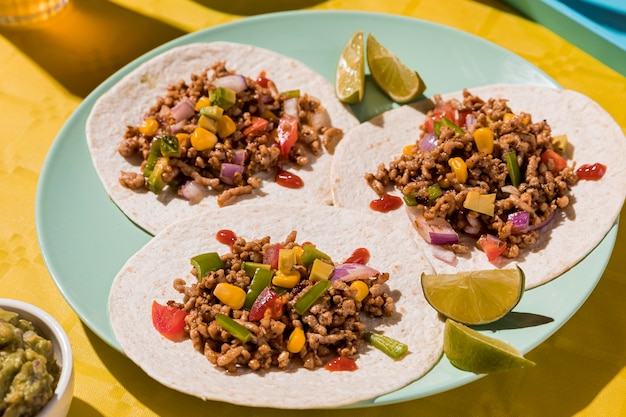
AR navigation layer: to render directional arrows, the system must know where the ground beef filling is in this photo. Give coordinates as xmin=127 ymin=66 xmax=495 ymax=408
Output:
xmin=366 ymin=89 xmax=578 ymax=258
xmin=170 ymin=232 xmax=394 ymax=373
xmin=118 ymin=62 xmax=342 ymax=206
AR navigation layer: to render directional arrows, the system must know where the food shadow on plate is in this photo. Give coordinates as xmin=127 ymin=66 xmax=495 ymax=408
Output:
xmin=0 ymin=0 xmax=186 ymax=97
xmin=191 ymin=0 xmax=325 ymax=16
xmin=470 ymin=311 xmax=554 ymax=332
xmin=350 ymin=76 xmax=431 ymax=123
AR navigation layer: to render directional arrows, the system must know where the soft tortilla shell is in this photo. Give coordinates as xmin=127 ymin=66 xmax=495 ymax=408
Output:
xmin=87 ymin=42 xmax=359 ymax=235
xmin=331 ymin=84 xmax=626 ymax=289
xmin=108 ymin=204 xmax=444 ymax=409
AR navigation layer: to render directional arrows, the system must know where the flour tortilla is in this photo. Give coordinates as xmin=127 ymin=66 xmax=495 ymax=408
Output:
xmin=108 ymin=204 xmax=444 ymax=409
xmin=331 ymin=84 xmax=626 ymax=289
xmin=87 ymin=42 xmax=359 ymax=235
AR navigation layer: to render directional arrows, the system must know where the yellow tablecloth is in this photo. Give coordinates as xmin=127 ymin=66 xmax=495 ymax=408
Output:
xmin=1 ymin=0 xmax=625 ymax=415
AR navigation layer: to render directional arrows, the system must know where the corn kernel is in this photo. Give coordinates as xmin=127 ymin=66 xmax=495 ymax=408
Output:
xmin=139 ymin=118 xmax=159 ymax=136
xmin=350 ymin=280 xmax=369 ymax=302
xmin=217 ymin=115 xmax=237 ymax=138
xmin=402 ymin=145 xmax=415 ymax=155
xmin=309 ymin=259 xmax=334 ymax=281
xmin=195 ymin=96 xmax=211 ymax=111
xmin=287 ymin=327 xmax=306 ymax=353
xmin=272 ymin=271 xmax=301 ymax=288
xmin=292 ymin=246 xmax=304 ymax=263
xmin=473 ymin=127 xmax=494 ymax=154
xmin=190 ymin=127 xmax=218 ymax=151
xmin=213 ymin=282 xmax=246 ymax=310
xmin=448 ymin=157 xmax=468 ymax=183
xmin=503 ymin=113 xmax=515 ymax=121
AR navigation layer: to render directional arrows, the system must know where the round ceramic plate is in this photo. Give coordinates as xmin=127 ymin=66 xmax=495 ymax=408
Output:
xmin=35 ymin=10 xmax=617 ymax=407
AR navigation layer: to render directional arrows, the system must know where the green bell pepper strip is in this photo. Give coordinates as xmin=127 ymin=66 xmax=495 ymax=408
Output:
xmin=241 ymin=261 xmax=271 ymax=278
xmin=434 ymin=116 xmax=464 ymax=137
xmin=147 ymin=157 xmax=168 ymax=194
xmin=403 ymin=193 xmax=418 ymax=207
xmin=300 ymin=244 xmax=332 ymax=268
xmin=294 ymin=279 xmax=332 ymax=315
xmin=190 ymin=252 xmax=224 ymax=280
xmin=505 ymin=151 xmax=522 ymax=187
xmin=160 ymin=134 xmax=181 ymax=157
xmin=215 ymin=314 xmax=251 ymax=343
xmin=363 ymin=331 xmax=408 ymax=359
xmin=427 ymin=183 xmax=442 ymax=201
xmin=210 ymin=87 xmax=236 ymax=110
xmin=243 ymin=268 xmax=273 ymax=310
xmin=281 ymin=89 xmax=301 ymax=98
xmin=143 ymin=137 xmax=162 ymax=177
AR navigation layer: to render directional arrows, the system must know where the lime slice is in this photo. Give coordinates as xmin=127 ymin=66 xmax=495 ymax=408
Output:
xmin=366 ymin=33 xmax=426 ymax=103
xmin=335 ymin=30 xmax=365 ymax=104
xmin=421 ymin=267 xmax=524 ymax=325
xmin=444 ymin=319 xmax=535 ymax=373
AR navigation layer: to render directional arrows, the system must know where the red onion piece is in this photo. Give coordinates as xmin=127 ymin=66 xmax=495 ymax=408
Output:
xmin=507 ymin=211 xmax=530 ymax=233
xmin=213 ymin=74 xmax=248 ymax=93
xmin=180 ymin=181 xmax=209 ymax=204
xmin=414 ymin=215 xmax=459 ymax=245
xmin=308 ymin=106 xmax=331 ymax=131
xmin=171 ymin=98 xmax=195 ymax=123
xmin=419 ymin=133 xmax=438 ymax=152
xmin=330 ymin=263 xmax=379 ymax=282
xmin=283 ymin=97 xmax=299 ymax=119
xmin=170 ymin=120 xmax=186 ymax=134
xmin=219 ymin=163 xmax=244 ymax=185
xmin=465 ymin=113 xmax=477 ymax=130
xmin=528 ymin=209 xmax=557 ymax=232
xmin=431 ymin=245 xmax=457 ymax=265
xmin=232 ymin=149 xmax=246 ymax=165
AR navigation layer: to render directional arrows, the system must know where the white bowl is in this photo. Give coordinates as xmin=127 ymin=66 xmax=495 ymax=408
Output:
xmin=0 ymin=298 xmax=74 ymax=417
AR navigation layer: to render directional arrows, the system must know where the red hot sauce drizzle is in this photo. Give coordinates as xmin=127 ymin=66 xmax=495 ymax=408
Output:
xmin=344 ymin=248 xmax=370 ymax=264
xmin=369 ymin=193 xmax=403 ymax=213
xmin=216 ymin=229 xmax=237 ymax=249
xmin=276 ymin=169 xmax=304 ymax=189
xmin=576 ymin=163 xmax=606 ymax=181
xmin=324 ymin=356 xmax=358 ymax=372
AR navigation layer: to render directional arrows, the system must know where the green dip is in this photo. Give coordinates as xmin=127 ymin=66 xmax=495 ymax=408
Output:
xmin=0 ymin=308 xmax=61 ymax=417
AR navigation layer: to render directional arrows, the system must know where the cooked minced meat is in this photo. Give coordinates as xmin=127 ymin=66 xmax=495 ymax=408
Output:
xmin=169 ymin=232 xmax=394 ymax=373
xmin=366 ymin=89 xmax=578 ymax=258
xmin=118 ymin=62 xmax=341 ymax=206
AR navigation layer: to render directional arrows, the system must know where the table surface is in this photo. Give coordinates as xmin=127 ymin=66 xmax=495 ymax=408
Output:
xmin=1 ymin=1 xmax=625 ymax=416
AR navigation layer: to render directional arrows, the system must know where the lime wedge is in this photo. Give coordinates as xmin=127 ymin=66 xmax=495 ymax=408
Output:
xmin=421 ymin=267 xmax=524 ymax=325
xmin=335 ymin=30 xmax=365 ymax=104
xmin=444 ymin=319 xmax=535 ymax=373
xmin=366 ymin=33 xmax=426 ymax=103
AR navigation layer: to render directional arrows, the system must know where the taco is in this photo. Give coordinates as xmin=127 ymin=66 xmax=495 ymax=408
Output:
xmin=108 ymin=204 xmax=444 ymax=409
xmin=86 ymin=42 xmax=359 ymax=235
xmin=330 ymin=84 xmax=626 ymax=289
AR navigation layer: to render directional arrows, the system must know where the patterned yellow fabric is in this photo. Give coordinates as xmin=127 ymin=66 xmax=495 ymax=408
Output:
xmin=1 ymin=0 xmax=624 ymax=416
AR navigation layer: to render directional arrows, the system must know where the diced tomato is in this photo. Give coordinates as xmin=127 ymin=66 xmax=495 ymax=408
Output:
xmin=255 ymin=71 xmax=270 ymax=88
xmin=457 ymin=109 xmax=473 ymax=128
xmin=277 ymin=115 xmax=299 ymax=158
xmin=263 ymin=243 xmax=283 ymax=269
xmin=540 ymin=149 xmax=567 ymax=172
xmin=576 ymin=163 xmax=607 ymax=180
xmin=324 ymin=356 xmax=358 ymax=372
xmin=423 ymin=103 xmax=457 ymax=133
xmin=242 ymin=116 xmax=269 ymax=136
xmin=477 ymin=234 xmax=507 ymax=262
xmin=249 ymin=287 xmax=285 ymax=321
xmin=151 ymin=301 xmax=188 ymax=342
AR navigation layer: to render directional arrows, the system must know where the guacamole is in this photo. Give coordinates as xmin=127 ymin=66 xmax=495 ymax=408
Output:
xmin=0 ymin=308 xmax=61 ymax=417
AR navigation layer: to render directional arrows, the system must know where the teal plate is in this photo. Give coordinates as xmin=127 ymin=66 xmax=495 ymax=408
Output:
xmin=35 ymin=10 xmax=617 ymax=407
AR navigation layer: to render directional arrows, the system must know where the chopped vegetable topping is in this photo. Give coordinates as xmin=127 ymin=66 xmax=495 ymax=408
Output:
xmin=363 ymin=331 xmax=408 ymax=359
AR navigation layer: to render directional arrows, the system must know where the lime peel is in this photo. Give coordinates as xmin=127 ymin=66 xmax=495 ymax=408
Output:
xmin=443 ymin=319 xmax=535 ymax=374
